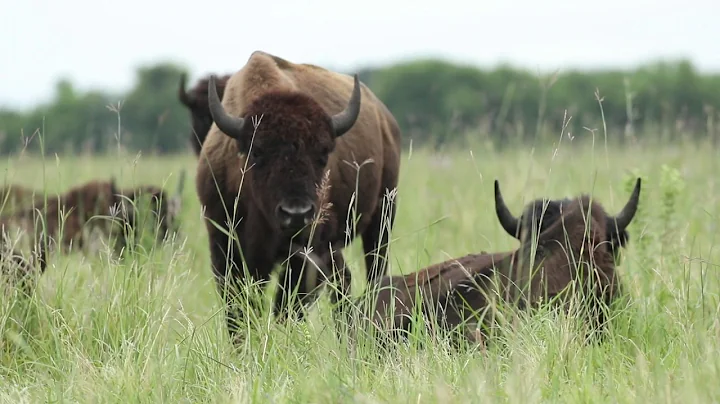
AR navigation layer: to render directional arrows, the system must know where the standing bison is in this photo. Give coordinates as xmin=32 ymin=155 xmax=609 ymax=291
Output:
xmin=365 ymin=178 xmax=641 ymax=347
xmin=196 ymin=51 xmax=402 ymax=341
xmin=178 ymin=73 xmax=232 ymax=155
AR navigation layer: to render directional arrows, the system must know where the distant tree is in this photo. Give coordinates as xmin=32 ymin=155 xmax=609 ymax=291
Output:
xmin=121 ymin=62 xmax=190 ymax=153
xmin=1 ymin=57 xmax=719 ymax=156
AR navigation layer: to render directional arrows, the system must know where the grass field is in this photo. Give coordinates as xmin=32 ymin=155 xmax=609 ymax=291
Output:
xmin=1 ymin=136 xmax=720 ymax=403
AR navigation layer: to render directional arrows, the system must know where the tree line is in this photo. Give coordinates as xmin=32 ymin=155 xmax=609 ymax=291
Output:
xmin=1 ymin=58 xmax=719 ymax=156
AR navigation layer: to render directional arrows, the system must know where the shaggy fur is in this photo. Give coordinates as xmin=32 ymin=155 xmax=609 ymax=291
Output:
xmin=178 ymin=73 xmax=232 ymax=155
xmin=196 ymin=50 xmax=402 ymax=341
xmin=1 ymin=179 xmax=124 ymax=258
xmin=364 ymin=179 xmax=641 ymax=347
xmin=0 ymin=179 xmax=121 ymax=294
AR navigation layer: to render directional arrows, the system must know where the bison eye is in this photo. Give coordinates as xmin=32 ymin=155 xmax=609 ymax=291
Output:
xmin=316 ymin=147 xmax=331 ymax=166
xmin=250 ymin=149 xmax=262 ymax=162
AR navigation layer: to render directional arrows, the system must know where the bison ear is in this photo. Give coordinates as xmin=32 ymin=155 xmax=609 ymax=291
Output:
xmin=235 ymin=135 xmax=254 ymax=157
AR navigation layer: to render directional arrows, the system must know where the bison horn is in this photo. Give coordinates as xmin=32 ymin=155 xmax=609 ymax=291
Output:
xmin=330 ymin=74 xmax=362 ymax=137
xmin=494 ymin=180 xmax=521 ymax=238
xmin=208 ymin=75 xmax=246 ymax=139
xmin=608 ymin=177 xmax=641 ymax=235
xmin=178 ymin=73 xmax=193 ymax=106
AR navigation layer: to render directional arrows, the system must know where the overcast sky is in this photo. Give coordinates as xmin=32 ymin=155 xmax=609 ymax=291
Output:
xmin=2 ymin=0 xmax=717 ymax=109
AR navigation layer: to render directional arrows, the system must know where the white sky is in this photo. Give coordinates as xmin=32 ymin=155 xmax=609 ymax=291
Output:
xmin=2 ymin=0 xmax=718 ymax=109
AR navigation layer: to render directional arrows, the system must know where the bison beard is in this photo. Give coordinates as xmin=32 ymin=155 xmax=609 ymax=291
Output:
xmin=196 ymin=51 xmax=402 ymax=343
xmin=363 ymin=178 xmax=641 ymax=348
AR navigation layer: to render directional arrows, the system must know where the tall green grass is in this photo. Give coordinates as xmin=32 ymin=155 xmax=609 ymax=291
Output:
xmin=1 ymin=135 xmax=719 ymax=402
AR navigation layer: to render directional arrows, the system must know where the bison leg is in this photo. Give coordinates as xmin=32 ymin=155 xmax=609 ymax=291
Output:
xmin=361 ymin=190 xmax=397 ymax=286
xmin=272 ymin=255 xmax=316 ymax=323
xmin=327 ymin=248 xmax=351 ymax=312
xmin=206 ymin=225 xmax=263 ymax=344
xmin=272 ymin=245 xmax=351 ymax=324
xmin=325 ymin=248 xmax=358 ymax=345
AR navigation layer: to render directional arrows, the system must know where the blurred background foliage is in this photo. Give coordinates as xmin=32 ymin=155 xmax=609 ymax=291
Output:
xmin=2 ymin=58 xmax=717 ymax=155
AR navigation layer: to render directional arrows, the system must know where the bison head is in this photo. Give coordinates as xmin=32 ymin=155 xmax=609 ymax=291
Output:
xmin=494 ymin=178 xmax=641 ymax=259
xmin=178 ymin=73 xmax=224 ymax=154
xmin=207 ymin=74 xmax=362 ymax=237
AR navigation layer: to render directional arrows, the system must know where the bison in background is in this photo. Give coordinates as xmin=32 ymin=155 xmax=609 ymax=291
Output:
xmin=1 ymin=178 xmax=124 ymax=256
xmin=178 ymin=73 xmax=232 ymax=156
xmin=363 ymin=178 xmax=641 ymax=348
xmin=116 ymin=170 xmax=186 ymax=249
xmin=196 ymin=50 xmax=402 ymax=342
xmin=0 ymin=242 xmax=46 ymax=296
xmin=0 ymin=178 xmax=121 ymax=294
xmin=0 ymin=172 xmax=187 ymax=295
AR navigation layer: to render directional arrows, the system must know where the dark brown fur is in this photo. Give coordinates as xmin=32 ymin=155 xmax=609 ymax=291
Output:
xmin=364 ymin=179 xmax=641 ymax=347
xmin=0 ymin=179 xmax=121 ymax=294
xmin=0 ymin=245 xmax=44 ymax=296
xmin=178 ymin=73 xmax=232 ymax=155
xmin=196 ymin=51 xmax=402 ymax=341
xmin=2 ymin=179 xmax=124 ymax=259
xmin=39 ymin=179 xmax=123 ymax=253
xmin=364 ymin=251 xmax=512 ymax=345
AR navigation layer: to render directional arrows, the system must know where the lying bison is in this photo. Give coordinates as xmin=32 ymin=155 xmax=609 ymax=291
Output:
xmin=196 ymin=51 xmax=402 ymax=341
xmin=365 ymin=178 xmax=641 ymax=347
xmin=178 ymin=73 xmax=232 ymax=156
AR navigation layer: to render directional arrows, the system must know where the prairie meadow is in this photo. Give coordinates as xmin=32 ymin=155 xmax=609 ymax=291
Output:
xmin=1 ymin=132 xmax=719 ymax=403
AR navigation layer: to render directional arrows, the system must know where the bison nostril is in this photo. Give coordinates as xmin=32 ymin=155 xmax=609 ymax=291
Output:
xmin=279 ymin=203 xmax=312 ymax=216
xmin=275 ymin=199 xmax=316 ymax=227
